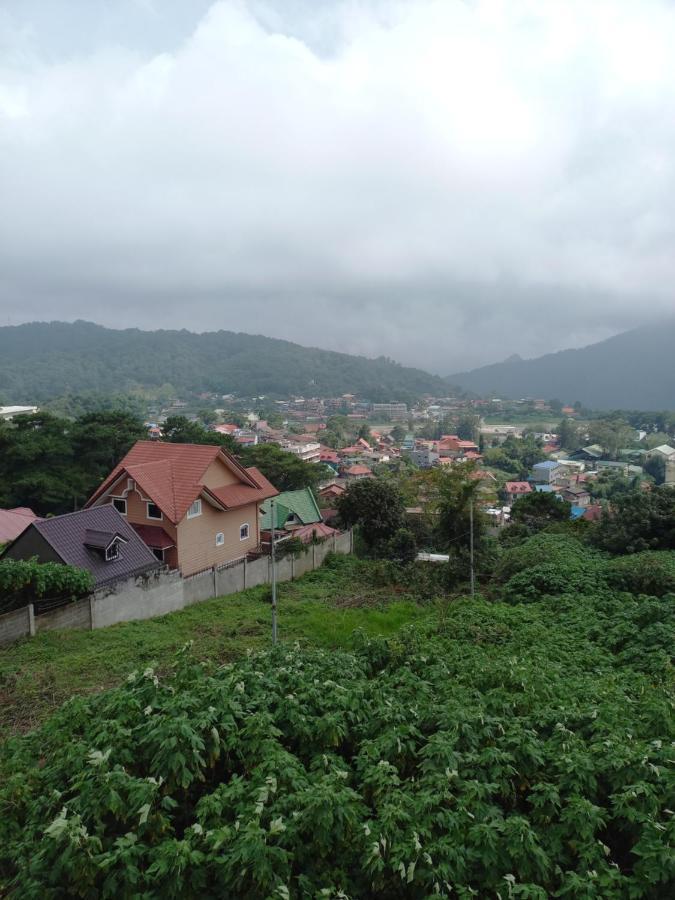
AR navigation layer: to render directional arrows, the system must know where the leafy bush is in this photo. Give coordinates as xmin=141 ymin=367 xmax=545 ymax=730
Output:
xmin=0 ymin=558 xmax=93 ymax=614
xmin=602 ymin=551 xmax=675 ymax=597
xmin=1 ymin=597 xmax=673 ymax=898
xmin=495 ymin=533 xmax=601 ymax=583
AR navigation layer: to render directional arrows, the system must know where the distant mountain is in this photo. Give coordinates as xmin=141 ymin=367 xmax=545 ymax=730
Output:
xmin=0 ymin=320 xmax=451 ymax=403
xmin=449 ymin=321 xmax=675 ymax=410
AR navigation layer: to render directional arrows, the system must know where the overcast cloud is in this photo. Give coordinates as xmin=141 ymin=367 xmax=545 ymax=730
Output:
xmin=1 ymin=0 xmax=674 ymax=373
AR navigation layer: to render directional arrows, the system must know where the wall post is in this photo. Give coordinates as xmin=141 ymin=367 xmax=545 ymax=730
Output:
xmin=243 ymin=557 xmax=248 ymax=590
xmin=27 ymin=603 xmax=36 ymax=637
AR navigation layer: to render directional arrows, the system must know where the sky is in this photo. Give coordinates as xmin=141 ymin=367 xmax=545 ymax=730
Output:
xmin=1 ymin=0 xmax=674 ymax=374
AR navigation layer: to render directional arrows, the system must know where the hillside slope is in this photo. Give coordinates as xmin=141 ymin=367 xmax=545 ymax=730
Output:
xmin=450 ymin=320 xmax=675 ymax=410
xmin=0 ymin=321 xmax=450 ymax=402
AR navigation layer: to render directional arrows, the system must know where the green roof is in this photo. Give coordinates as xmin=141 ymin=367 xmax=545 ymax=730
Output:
xmin=260 ymin=488 xmax=322 ymax=530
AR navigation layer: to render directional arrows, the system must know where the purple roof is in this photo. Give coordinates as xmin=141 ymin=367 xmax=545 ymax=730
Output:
xmin=31 ymin=506 xmax=159 ymax=587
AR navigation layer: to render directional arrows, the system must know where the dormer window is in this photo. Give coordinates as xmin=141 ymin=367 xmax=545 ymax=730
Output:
xmin=105 ymin=542 xmax=120 ymax=561
xmin=187 ymin=499 xmax=202 ymax=519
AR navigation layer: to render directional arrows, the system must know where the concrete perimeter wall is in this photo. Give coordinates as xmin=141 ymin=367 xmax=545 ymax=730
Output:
xmin=0 ymin=531 xmax=353 ymax=645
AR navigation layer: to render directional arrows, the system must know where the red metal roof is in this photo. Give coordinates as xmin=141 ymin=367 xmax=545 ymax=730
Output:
xmin=0 ymin=507 xmax=40 ymax=543
xmin=131 ymin=523 xmax=176 ymax=550
xmin=205 ymin=467 xmax=277 ymax=510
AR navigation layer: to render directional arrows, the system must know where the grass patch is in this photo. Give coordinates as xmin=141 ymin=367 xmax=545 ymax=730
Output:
xmin=0 ymin=556 xmax=430 ymax=738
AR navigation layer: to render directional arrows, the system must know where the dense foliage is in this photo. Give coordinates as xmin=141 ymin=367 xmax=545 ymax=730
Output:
xmin=336 ymin=478 xmax=406 ymax=551
xmin=0 ymin=412 xmax=320 ymax=514
xmin=592 ymin=486 xmax=675 ymax=554
xmin=0 ymin=558 xmax=93 ymax=613
xmin=0 ymin=320 xmax=451 ymax=402
xmin=1 ymin=580 xmax=673 ymax=897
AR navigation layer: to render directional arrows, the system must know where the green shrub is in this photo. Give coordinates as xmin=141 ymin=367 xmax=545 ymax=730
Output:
xmin=1 ymin=619 xmax=672 ymax=898
xmin=0 ymin=558 xmax=93 ymax=614
xmin=603 ymin=551 xmax=675 ymax=597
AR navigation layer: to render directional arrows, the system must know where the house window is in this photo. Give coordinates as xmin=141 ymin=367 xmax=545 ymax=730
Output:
xmin=239 ymin=523 xmax=250 ymax=541
xmin=215 ymin=532 xmax=225 ymax=546
xmin=112 ymin=497 xmax=127 ymax=515
xmin=147 ymin=502 xmax=162 ymax=520
xmin=152 ymin=548 xmax=164 ymax=561
xmin=187 ymin=499 xmax=202 ymax=519
xmin=105 ymin=543 xmax=120 ymax=561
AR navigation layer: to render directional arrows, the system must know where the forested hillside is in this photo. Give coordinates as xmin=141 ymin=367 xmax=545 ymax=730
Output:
xmin=450 ymin=320 xmax=675 ymax=409
xmin=0 ymin=321 xmax=450 ymax=402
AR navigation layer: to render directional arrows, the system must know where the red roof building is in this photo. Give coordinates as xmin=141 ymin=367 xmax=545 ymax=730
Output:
xmin=86 ymin=441 xmax=278 ymax=576
xmin=504 ymin=481 xmax=533 ymax=503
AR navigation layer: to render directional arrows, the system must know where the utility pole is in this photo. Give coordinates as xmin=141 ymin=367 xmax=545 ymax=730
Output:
xmin=270 ymin=498 xmax=278 ymax=644
xmin=469 ymin=496 xmax=475 ymax=599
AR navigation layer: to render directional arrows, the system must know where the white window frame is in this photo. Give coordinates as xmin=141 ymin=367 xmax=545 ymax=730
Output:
xmin=215 ymin=532 xmax=225 ymax=546
xmin=187 ymin=499 xmax=202 ymax=519
xmin=105 ymin=543 xmax=120 ymax=561
xmin=239 ymin=523 xmax=250 ymax=541
xmin=111 ymin=497 xmax=127 ymax=515
xmin=146 ymin=501 xmax=163 ymax=521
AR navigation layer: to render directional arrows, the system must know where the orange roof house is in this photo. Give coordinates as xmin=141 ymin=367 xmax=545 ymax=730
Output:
xmin=86 ymin=441 xmax=278 ymax=576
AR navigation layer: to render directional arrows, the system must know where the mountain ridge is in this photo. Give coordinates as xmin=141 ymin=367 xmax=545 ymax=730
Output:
xmin=449 ymin=320 xmax=675 ymax=410
xmin=0 ymin=320 xmax=452 ymax=403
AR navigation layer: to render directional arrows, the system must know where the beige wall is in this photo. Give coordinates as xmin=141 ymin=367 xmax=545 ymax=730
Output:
xmin=106 ymin=483 xmax=179 ymax=569
xmin=201 ymin=455 xmax=241 ymax=489
xmin=177 ymin=501 xmax=260 ymax=576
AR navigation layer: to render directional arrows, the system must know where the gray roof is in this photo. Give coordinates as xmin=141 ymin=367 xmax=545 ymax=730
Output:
xmin=32 ymin=506 xmax=159 ymax=587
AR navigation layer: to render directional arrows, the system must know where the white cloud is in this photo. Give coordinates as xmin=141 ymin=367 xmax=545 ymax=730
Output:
xmin=1 ymin=0 xmax=674 ymax=371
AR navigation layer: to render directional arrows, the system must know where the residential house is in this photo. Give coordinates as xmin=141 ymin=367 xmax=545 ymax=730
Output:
xmin=85 ymin=441 xmax=278 ymax=576
xmin=570 ymin=444 xmax=604 ymax=462
xmin=342 ymin=464 xmax=373 ymax=481
xmin=280 ymin=438 xmax=322 ymax=464
xmin=0 ymin=507 xmax=40 ymax=544
xmin=318 ymin=483 xmax=346 ymax=503
xmin=1 ymin=506 xmax=160 ymax=589
xmin=531 ymin=460 xmax=563 ymax=484
xmin=437 ymin=435 xmax=479 ymax=459
xmin=503 ymin=482 xmax=532 ymax=504
xmin=259 ymin=488 xmax=338 ymax=546
xmin=560 ymin=485 xmax=591 ymax=507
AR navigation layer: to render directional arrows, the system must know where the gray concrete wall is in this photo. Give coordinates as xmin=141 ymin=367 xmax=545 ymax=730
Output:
xmin=0 ymin=531 xmax=353 ymax=643
xmin=245 ymin=556 xmax=269 ymax=589
xmin=276 ymin=556 xmax=294 ymax=583
xmin=183 ymin=569 xmax=216 ymax=606
xmin=36 ymin=597 xmax=92 ymax=633
xmin=92 ymin=570 xmax=185 ymax=627
xmin=216 ymin=563 xmax=245 ymax=597
xmin=0 ymin=605 xmax=32 ymax=645
xmin=293 ymin=551 xmax=313 ymax=578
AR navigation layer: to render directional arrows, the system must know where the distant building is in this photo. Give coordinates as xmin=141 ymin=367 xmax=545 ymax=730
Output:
xmin=503 ymin=482 xmax=532 ymax=504
xmin=372 ymin=402 xmax=408 ymax=421
xmin=280 ymin=440 xmax=321 ymax=464
xmin=531 ymin=460 xmax=563 ymax=484
xmin=0 ymin=405 xmax=38 ymax=420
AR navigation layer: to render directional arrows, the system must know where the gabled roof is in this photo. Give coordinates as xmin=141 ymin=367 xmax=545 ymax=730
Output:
xmin=505 ymin=481 xmax=532 ymax=493
xmin=3 ymin=506 xmax=159 ymax=588
xmin=86 ymin=441 xmax=276 ymax=524
xmin=344 ymin=464 xmax=373 ymax=476
xmin=259 ymin=488 xmax=322 ymax=530
xmin=533 ymin=460 xmax=560 ymax=470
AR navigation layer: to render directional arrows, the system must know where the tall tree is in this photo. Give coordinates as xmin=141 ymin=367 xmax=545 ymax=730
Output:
xmin=336 ymin=478 xmax=405 ymax=551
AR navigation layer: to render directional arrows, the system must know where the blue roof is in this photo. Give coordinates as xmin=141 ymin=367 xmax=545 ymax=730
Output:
xmin=534 ymin=484 xmax=556 ymax=493
xmin=533 ymin=460 xmax=559 ymax=470
xmin=570 ymin=506 xmax=586 ymax=520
